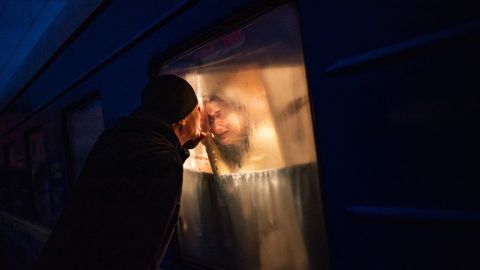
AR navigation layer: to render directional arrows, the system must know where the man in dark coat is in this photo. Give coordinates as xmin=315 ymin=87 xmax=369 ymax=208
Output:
xmin=35 ymin=75 xmax=205 ymax=270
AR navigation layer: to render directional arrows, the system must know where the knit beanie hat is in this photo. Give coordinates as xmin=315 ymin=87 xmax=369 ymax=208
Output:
xmin=141 ymin=74 xmax=198 ymax=124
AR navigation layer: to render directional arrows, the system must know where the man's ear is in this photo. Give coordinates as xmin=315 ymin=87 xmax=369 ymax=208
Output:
xmin=173 ymin=119 xmax=186 ymax=133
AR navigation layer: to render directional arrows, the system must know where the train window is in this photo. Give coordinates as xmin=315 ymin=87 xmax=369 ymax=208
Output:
xmin=160 ymin=3 xmax=326 ymax=270
xmin=25 ymin=128 xmax=53 ymax=226
xmin=65 ymin=98 xmax=105 ymax=182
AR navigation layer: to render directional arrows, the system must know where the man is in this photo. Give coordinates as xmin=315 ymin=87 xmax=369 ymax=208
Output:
xmin=35 ymin=74 xmax=205 ymax=270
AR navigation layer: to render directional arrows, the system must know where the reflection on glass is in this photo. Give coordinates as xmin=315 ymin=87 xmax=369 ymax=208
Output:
xmin=162 ymin=3 xmax=327 ymax=270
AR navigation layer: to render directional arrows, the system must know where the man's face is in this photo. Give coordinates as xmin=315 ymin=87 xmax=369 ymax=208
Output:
xmin=205 ymin=100 xmax=244 ymax=146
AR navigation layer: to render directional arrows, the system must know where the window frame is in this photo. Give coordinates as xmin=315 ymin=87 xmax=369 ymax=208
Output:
xmin=151 ymin=2 xmax=315 ymax=269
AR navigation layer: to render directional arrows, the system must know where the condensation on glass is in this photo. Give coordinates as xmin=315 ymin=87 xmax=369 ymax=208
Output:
xmin=160 ymin=3 xmax=327 ymax=270
xmin=66 ymin=98 xmax=105 ymax=181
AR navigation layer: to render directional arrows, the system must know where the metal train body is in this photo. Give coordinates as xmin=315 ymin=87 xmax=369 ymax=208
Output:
xmin=0 ymin=0 xmax=479 ymax=269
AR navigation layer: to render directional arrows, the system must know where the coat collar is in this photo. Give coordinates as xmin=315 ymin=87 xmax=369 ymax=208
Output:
xmin=129 ymin=107 xmax=190 ymax=162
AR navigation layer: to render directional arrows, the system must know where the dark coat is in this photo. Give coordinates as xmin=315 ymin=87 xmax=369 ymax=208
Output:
xmin=35 ymin=108 xmax=189 ymax=270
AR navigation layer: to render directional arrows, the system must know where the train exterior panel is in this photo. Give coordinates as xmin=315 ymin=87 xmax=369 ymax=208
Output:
xmin=0 ymin=0 xmax=479 ymax=269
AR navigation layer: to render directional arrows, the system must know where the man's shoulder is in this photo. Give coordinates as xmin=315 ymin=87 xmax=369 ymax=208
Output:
xmin=80 ymin=129 xmax=181 ymax=180
xmin=98 ymin=127 xmax=178 ymax=158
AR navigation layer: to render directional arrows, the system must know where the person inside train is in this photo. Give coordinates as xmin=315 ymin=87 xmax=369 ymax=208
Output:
xmin=205 ymin=94 xmax=251 ymax=170
xmin=35 ymin=74 xmax=205 ymax=270
xmin=203 ymin=69 xmax=284 ymax=173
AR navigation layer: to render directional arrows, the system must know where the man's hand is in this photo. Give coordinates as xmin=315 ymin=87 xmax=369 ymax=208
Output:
xmin=183 ymin=132 xmax=206 ymax=149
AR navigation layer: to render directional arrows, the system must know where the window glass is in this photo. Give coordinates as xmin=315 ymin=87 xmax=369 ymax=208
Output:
xmin=160 ymin=3 xmax=326 ymax=269
xmin=66 ymin=99 xmax=105 ymax=181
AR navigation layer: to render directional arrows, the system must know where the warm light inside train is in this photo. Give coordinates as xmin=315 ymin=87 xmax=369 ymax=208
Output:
xmin=160 ymin=3 xmax=327 ymax=269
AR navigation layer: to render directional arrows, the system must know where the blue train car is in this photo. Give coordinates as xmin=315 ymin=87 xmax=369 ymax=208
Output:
xmin=0 ymin=0 xmax=479 ymax=269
